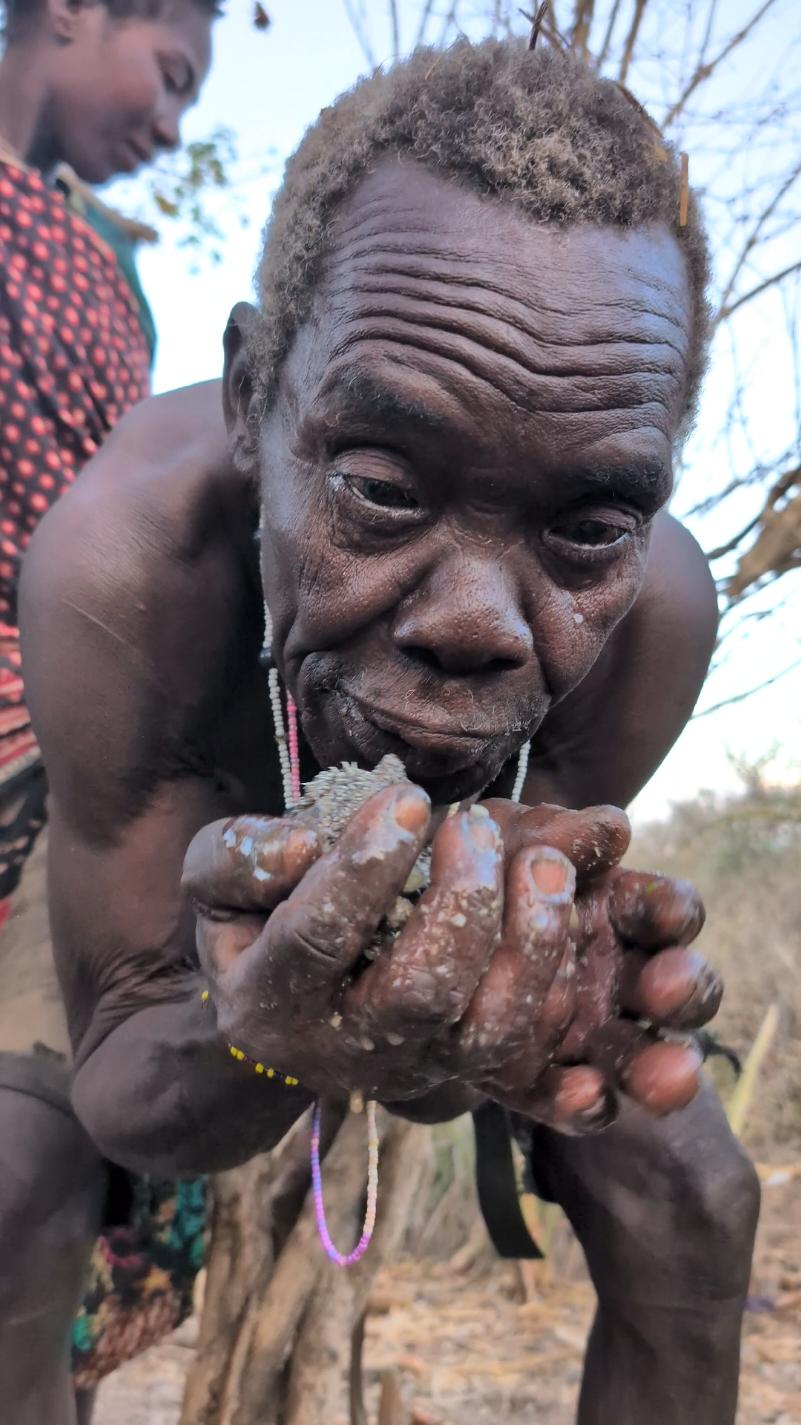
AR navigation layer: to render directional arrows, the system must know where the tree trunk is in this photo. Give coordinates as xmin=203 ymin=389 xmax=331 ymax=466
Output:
xmin=181 ymin=1106 xmax=433 ymax=1425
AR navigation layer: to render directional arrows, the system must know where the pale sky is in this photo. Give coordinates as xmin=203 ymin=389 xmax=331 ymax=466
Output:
xmin=107 ymin=0 xmax=801 ymax=824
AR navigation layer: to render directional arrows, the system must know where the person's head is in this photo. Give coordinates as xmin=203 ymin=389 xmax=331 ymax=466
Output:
xmin=225 ymin=38 xmax=711 ymax=805
xmin=3 ymin=0 xmax=219 ymax=181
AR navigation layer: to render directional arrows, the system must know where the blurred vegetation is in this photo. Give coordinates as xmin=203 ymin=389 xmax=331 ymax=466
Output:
xmin=631 ymin=764 xmax=801 ymax=1155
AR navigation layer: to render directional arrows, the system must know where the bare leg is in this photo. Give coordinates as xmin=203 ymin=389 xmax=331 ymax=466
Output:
xmin=0 ymin=1088 xmax=105 ymax=1425
xmin=529 ymin=1081 xmax=760 ymax=1425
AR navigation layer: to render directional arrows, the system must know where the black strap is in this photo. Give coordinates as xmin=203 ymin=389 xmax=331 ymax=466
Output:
xmin=472 ymin=1101 xmax=543 ymax=1260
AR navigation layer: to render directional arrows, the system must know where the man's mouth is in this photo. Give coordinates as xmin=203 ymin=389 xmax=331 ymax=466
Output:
xmin=295 ymin=654 xmax=547 ymax=804
xmin=337 ymin=688 xmax=514 ymax=783
xmin=358 ymin=694 xmax=506 ymax=749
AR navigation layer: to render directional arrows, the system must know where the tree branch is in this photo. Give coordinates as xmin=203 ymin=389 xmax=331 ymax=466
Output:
xmin=618 ymin=0 xmax=649 ymax=85
xmin=570 ymin=0 xmax=595 ymax=58
xmin=662 ymin=0 xmax=781 ymax=129
xmin=718 ymin=258 xmax=801 ymax=323
xmin=595 ymin=0 xmax=623 ymax=70
xmin=413 ymin=0 xmax=437 ymax=48
xmin=388 ymin=0 xmax=401 ymax=60
xmin=714 ymin=157 xmax=801 ymax=324
xmin=342 ymin=0 xmax=377 ymax=66
xmin=693 ymin=655 xmax=801 ymax=718
xmin=706 ymin=511 xmax=764 ymax=562
xmin=437 ymin=0 xmax=461 ymax=47
xmin=699 ymin=0 xmax=721 ymax=73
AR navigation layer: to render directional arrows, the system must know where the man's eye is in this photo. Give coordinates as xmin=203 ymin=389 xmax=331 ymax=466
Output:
xmin=345 ymin=475 xmax=420 ymax=511
xmin=550 ymin=516 xmax=633 ymax=548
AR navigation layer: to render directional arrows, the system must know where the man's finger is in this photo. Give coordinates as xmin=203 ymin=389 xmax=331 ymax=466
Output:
xmin=624 ymin=1040 xmax=704 ymax=1115
xmin=182 ymin=815 xmax=321 ymax=914
xmin=483 ymin=800 xmax=631 ymax=882
xmin=349 ymin=805 xmax=503 ymax=1038
xmin=609 ymin=870 xmax=705 ymax=949
xmin=490 ymin=1064 xmax=617 ymax=1135
xmin=584 ymin=1020 xmax=704 ymax=1116
xmin=619 ymin=946 xmax=723 ymax=1028
xmin=196 ymin=911 xmax=269 ymax=978
xmin=455 ymin=846 xmax=576 ymax=1075
xmin=260 ymin=783 xmax=431 ymax=1010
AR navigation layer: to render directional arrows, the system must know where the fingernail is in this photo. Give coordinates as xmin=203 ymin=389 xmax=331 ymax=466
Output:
xmin=466 ymin=805 xmax=499 ymax=850
xmin=672 ymin=972 xmax=722 ymax=1027
xmin=530 ymin=851 xmax=574 ymax=899
xmin=575 ymin=1092 xmax=616 ymax=1132
xmin=394 ymin=787 xmax=430 ymax=832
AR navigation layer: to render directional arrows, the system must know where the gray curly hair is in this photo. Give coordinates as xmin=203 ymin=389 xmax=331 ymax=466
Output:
xmin=249 ymin=38 xmax=710 ymax=438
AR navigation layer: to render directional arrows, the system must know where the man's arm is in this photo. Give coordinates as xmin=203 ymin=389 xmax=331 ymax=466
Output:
xmin=533 ymin=1084 xmax=759 ymax=1425
xmin=19 ymin=386 xmax=312 ymax=1176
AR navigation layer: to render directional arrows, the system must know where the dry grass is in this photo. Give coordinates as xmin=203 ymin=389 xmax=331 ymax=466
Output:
xmin=630 ymin=775 xmax=801 ymax=1155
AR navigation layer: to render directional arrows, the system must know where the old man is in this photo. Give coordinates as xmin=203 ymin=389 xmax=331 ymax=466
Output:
xmin=17 ymin=38 xmax=757 ymax=1425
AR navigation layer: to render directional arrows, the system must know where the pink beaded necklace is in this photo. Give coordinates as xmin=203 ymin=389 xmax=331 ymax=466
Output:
xmin=266 ymin=648 xmax=379 ymax=1266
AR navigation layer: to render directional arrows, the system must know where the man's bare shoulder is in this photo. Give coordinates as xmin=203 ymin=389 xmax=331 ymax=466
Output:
xmin=41 ymin=380 xmax=250 ymax=563
xmin=20 ymin=383 xmax=261 ymax=838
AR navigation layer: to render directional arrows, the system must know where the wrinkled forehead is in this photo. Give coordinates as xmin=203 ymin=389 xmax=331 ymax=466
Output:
xmin=285 ymin=160 xmax=693 ymax=462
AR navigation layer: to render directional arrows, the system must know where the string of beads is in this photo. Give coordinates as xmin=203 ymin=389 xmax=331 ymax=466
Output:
xmin=216 ymin=592 xmax=533 ymax=1268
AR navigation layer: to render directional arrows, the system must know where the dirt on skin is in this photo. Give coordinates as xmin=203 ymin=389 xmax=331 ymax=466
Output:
xmin=94 ymin=1172 xmax=801 ymax=1425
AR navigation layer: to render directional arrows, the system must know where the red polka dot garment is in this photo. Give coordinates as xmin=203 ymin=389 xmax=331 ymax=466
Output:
xmin=0 ymin=157 xmax=151 ymax=893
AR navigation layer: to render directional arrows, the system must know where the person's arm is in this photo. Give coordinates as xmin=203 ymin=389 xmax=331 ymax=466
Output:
xmin=534 ymin=1083 xmax=759 ymax=1425
xmin=47 ymin=792 xmax=313 ymax=1177
xmin=19 ymin=387 xmax=310 ymax=1176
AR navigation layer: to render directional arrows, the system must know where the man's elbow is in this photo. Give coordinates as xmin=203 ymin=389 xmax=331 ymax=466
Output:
xmin=71 ymin=1059 xmax=200 ymax=1177
xmin=71 ymin=1051 xmax=298 ymax=1177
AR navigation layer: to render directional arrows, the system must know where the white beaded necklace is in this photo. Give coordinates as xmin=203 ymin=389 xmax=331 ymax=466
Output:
xmin=261 ymin=592 xmax=531 ymax=1269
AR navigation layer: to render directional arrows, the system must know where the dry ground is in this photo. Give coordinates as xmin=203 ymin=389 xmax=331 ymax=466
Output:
xmin=94 ymin=1169 xmax=800 ymax=1425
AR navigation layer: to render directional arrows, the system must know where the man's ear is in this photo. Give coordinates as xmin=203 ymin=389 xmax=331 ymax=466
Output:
xmin=223 ymin=302 xmax=260 ymax=475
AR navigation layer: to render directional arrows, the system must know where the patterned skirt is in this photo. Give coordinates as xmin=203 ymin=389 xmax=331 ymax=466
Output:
xmin=72 ymin=1175 xmax=207 ymax=1389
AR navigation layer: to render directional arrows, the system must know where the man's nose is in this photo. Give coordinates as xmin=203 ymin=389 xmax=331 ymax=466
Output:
xmin=393 ymin=555 xmax=533 ymax=675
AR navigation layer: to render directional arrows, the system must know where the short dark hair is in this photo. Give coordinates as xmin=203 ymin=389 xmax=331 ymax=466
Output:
xmin=251 ymin=38 xmax=710 ymax=441
xmin=3 ymin=0 xmax=222 ymax=42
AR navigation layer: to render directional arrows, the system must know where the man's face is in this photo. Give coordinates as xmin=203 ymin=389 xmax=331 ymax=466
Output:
xmin=249 ymin=161 xmax=692 ymax=805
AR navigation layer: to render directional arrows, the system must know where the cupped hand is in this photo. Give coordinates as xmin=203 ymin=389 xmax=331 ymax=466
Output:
xmin=474 ymin=799 xmax=721 ymax=1130
xmin=184 ymin=784 xmax=507 ymax=1103
xmin=183 ymin=786 xmax=721 ymax=1134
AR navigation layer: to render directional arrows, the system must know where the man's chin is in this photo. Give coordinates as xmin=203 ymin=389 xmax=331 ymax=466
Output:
xmin=410 ymin=760 xmax=503 ymax=807
xmin=304 ymin=719 xmax=514 ymax=806
xmin=298 ymin=676 xmax=539 ymax=807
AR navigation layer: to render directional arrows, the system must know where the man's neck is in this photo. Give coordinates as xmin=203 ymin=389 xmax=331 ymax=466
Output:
xmin=0 ymin=44 xmax=52 ymax=169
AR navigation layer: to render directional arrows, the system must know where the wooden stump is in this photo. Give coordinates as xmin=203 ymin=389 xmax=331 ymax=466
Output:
xmin=181 ymin=1108 xmax=433 ymax=1425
